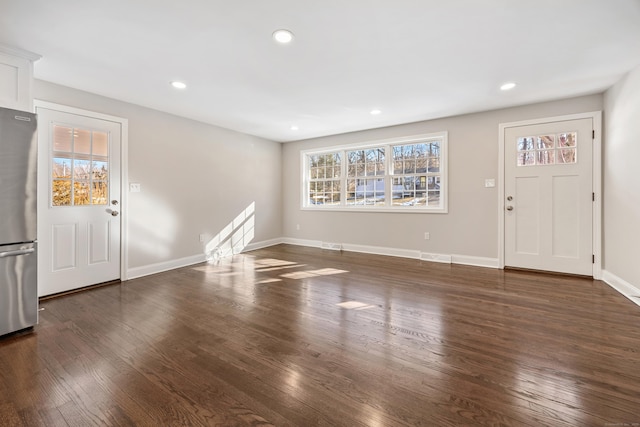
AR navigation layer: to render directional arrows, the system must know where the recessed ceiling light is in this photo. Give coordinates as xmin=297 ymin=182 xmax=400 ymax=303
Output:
xmin=290 ymin=125 xmax=299 ymax=131
xmin=370 ymin=109 xmax=382 ymax=115
xmin=171 ymin=81 xmax=187 ymax=89
xmin=500 ymin=82 xmax=516 ymax=91
xmin=273 ymin=29 xmax=294 ymax=44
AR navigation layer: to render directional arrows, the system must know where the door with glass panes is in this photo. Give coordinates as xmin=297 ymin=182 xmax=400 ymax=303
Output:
xmin=504 ymin=117 xmax=593 ymax=276
xmin=36 ymin=105 xmax=121 ymax=296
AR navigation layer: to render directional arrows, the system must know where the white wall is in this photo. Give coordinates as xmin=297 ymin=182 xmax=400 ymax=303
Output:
xmin=33 ymin=78 xmax=617 ymax=284
xmin=604 ymin=65 xmax=640 ymax=289
xmin=34 ymin=80 xmax=282 ymax=275
xmin=282 ymin=94 xmax=603 ymax=261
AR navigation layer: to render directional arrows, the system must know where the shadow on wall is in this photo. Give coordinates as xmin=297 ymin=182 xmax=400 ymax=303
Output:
xmin=205 ymin=202 xmax=255 ymax=262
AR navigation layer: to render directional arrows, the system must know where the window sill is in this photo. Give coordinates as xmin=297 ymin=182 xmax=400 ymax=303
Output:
xmin=301 ymin=206 xmax=448 ymax=214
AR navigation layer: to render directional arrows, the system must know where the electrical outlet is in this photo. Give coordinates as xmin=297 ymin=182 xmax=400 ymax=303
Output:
xmin=424 ymin=232 xmax=430 ymax=240
xmin=130 ymin=183 xmax=141 ymax=192
xmin=199 ymin=234 xmax=205 ymax=242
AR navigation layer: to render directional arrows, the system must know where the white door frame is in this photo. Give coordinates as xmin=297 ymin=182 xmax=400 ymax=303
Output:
xmin=34 ymin=100 xmax=130 ymax=282
xmin=498 ymin=111 xmax=602 ymax=279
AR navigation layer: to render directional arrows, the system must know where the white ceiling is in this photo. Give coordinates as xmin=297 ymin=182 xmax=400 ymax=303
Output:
xmin=2 ymin=0 xmax=640 ymax=142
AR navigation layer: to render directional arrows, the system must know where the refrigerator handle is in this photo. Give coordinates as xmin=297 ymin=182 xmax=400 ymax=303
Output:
xmin=0 ymin=248 xmax=35 ymax=258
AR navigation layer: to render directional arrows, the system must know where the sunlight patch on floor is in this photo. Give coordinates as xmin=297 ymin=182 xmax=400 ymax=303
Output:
xmin=256 ymin=278 xmax=283 ymax=284
xmin=336 ymin=301 xmax=377 ymax=310
xmin=254 ymin=258 xmax=298 ymax=267
xmin=192 ymin=265 xmax=231 ymax=273
xmin=280 ymin=268 xmax=348 ymax=279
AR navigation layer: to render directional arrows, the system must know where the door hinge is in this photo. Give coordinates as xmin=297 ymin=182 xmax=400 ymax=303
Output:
xmin=592 ymin=130 xmax=595 ymax=139
xmin=592 ymin=254 xmax=595 ymax=264
xmin=592 ymin=192 xmax=595 ymax=201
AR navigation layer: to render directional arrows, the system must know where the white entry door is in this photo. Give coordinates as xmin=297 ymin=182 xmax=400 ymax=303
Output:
xmin=36 ymin=105 xmax=122 ymax=296
xmin=504 ymin=117 xmax=594 ymax=276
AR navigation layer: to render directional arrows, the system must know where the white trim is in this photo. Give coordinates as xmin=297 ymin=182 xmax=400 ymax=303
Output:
xmin=602 ymin=270 xmax=640 ymax=308
xmin=128 ymin=237 xmax=284 ymax=279
xmin=591 ymin=112 xmax=602 ymax=280
xmin=322 ymin=242 xmax=343 ymax=251
xmin=420 ymin=252 xmax=452 ymax=263
xmin=281 ymin=237 xmax=322 ymax=248
xmin=33 ymin=100 xmax=130 ymax=281
xmin=301 ymin=132 xmax=448 ymax=155
xmin=278 ymin=238 xmax=499 ymax=268
xmin=242 ymin=238 xmax=285 ymax=252
xmin=498 ymin=126 xmax=506 ymax=268
xmin=127 ymin=254 xmax=206 ymax=280
xmin=125 ymin=237 xmax=503 ymax=280
xmin=120 ymin=120 xmax=130 ymax=280
xmin=344 ymin=243 xmax=420 ymax=259
xmin=498 ymin=111 xmax=602 ymax=277
xmin=300 ymin=131 xmax=448 ymax=213
xmin=123 ymin=237 xmax=640 ymax=312
xmin=0 ymin=43 xmax=41 ymax=61
xmin=451 ymin=254 xmax=500 ymax=269
xmin=300 ymin=207 xmax=450 ymax=214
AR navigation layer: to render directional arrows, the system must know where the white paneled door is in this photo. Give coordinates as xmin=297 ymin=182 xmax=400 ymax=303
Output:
xmin=504 ymin=118 xmax=594 ymax=275
xmin=36 ymin=106 xmax=122 ymax=296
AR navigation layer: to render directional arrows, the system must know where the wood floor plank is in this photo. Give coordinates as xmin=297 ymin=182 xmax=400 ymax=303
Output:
xmin=2 ymin=244 xmax=640 ymax=426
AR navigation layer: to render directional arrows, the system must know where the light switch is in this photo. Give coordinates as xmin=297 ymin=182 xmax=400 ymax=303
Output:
xmin=484 ymin=179 xmax=496 ymax=188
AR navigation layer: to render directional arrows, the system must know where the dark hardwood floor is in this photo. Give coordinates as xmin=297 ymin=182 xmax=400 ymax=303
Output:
xmin=1 ymin=244 xmax=639 ymax=426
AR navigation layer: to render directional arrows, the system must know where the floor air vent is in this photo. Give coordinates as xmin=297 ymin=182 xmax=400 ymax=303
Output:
xmin=321 ymin=242 xmax=342 ymax=251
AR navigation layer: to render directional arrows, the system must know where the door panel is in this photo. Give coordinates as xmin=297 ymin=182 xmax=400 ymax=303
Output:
xmin=52 ymin=223 xmax=77 ymax=271
xmin=504 ymin=118 xmax=593 ymax=275
xmin=514 ymin=176 xmax=539 ymax=255
xmin=552 ymin=175 xmax=579 ymax=258
xmin=37 ymin=107 xmax=121 ymax=296
xmin=88 ymin=220 xmax=111 ymax=264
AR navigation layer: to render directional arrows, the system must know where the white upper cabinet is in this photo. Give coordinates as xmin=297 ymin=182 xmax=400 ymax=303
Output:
xmin=0 ymin=44 xmax=41 ymax=112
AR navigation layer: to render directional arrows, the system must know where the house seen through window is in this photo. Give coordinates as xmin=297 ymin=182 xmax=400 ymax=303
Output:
xmin=303 ymin=132 xmax=447 ymax=212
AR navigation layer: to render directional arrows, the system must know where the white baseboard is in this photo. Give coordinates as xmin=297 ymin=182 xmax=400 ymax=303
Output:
xmin=127 ymin=254 xmax=206 ymax=280
xmin=243 ymin=238 xmax=284 ymax=252
xmin=126 ymin=238 xmax=285 ymax=280
xmin=125 ymin=238 xmax=502 ymax=280
xmin=280 ymin=238 xmax=498 ymax=269
xmin=281 ymin=237 xmax=322 ymax=248
xmin=602 ymin=270 xmax=640 ymax=308
xmin=420 ymin=252 xmax=452 ymax=263
xmin=125 ymin=239 xmax=635 ymax=312
xmin=451 ymin=254 xmax=500 ymax=269
xmin=342 ymin=243 xmax=421 ymax=259
xmin=321 ymin=242 xmax=343 ymax=251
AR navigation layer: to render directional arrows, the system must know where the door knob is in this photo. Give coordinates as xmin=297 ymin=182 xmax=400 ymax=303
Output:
xmin=111 ymin=200 xmax=119 ymax=205
xmin=111 ymin=210 xmax=119 ymax=216
xmin=507 ymin=196 xmax=513 ymax=201
xmin=506 ymin=206 xmax=514 ymax=211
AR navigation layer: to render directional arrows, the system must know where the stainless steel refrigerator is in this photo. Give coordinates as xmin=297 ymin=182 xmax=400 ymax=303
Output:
xmin=0 ymin=106 xmax=38 ymax=337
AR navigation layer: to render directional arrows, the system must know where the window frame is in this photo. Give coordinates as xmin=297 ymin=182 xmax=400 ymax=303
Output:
xmin=300 ymin=132 xmax=448 ymax=213
xmin=50 ymin=124 xmax=111 ymax=207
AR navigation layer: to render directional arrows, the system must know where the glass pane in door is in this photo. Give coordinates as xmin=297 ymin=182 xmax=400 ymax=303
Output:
xmin=51 ymin=125 xmax=109 ymax=206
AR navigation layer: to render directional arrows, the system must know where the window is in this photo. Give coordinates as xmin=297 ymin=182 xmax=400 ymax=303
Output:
xmin=347 ymin=148 xmax=385 ymax=206
xmin=302 ymin=132 xmax=447 ymax=212
xmin=516 ymin=132 xmax=577 ymax=166
xmin=308 ymin=153 xmax=342 ymax=205
xmin=51 ymin=125 xmax=109 ymax=206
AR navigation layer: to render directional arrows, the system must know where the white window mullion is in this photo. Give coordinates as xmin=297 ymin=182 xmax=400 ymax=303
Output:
xmin=384 ymin=144 xmax=391 ymax=206
xmin=301 ymin=131 xmax=447 ymax=212
xmin=340 ymin=150 xmax=345 ymax=206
